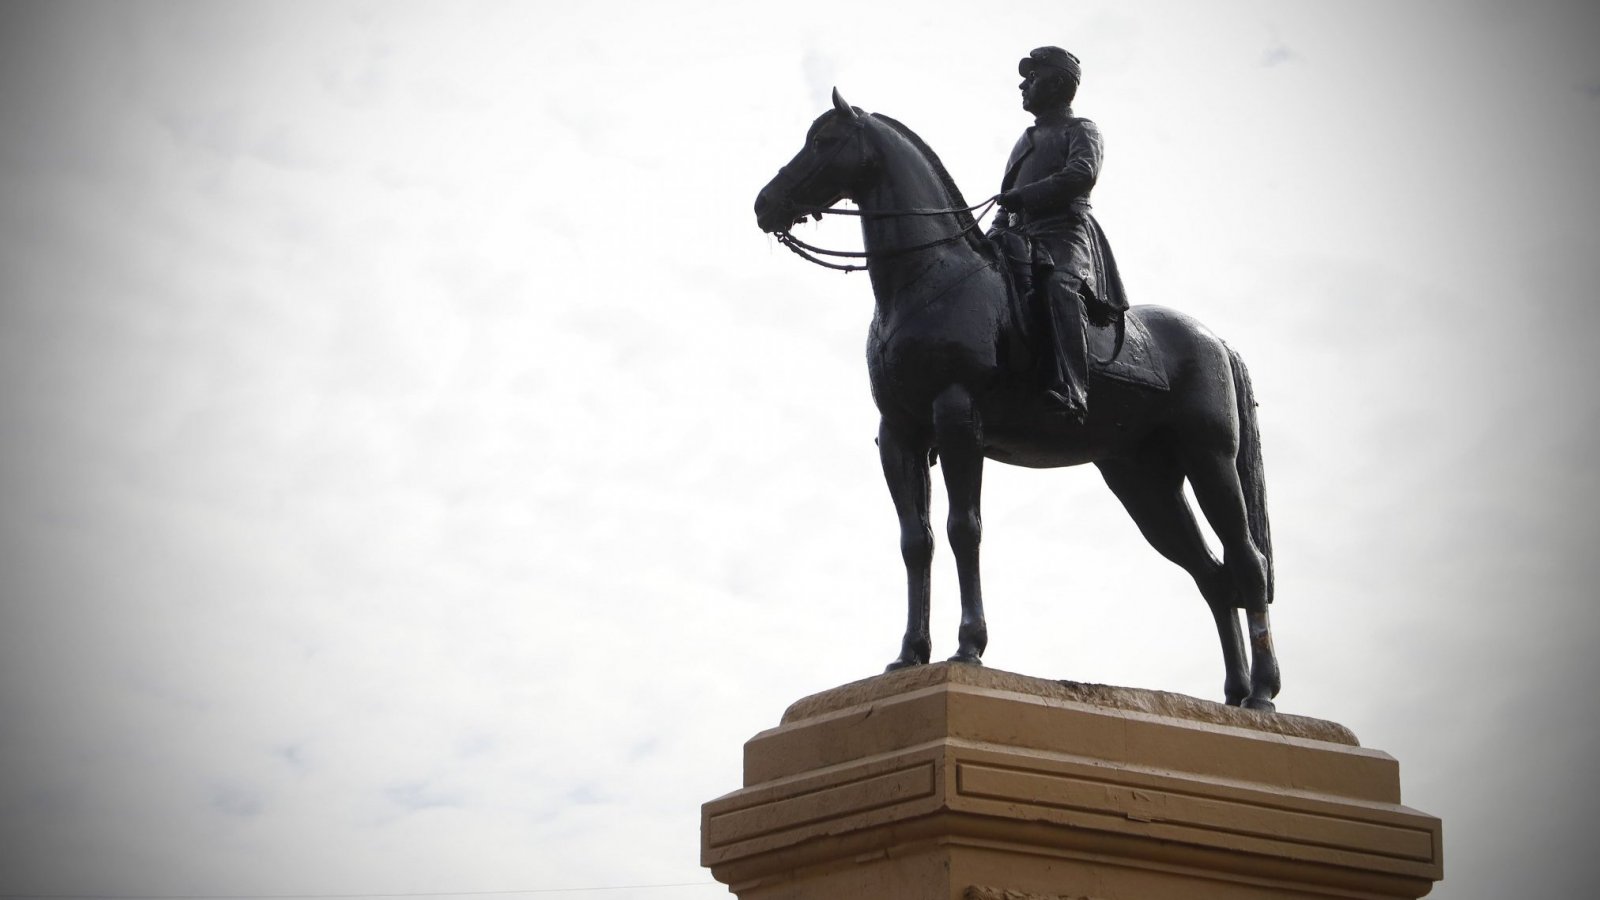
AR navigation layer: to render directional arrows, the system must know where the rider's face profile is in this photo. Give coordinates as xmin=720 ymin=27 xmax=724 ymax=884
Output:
xmin=1020 ymin=67 xmax=1072 ymax=113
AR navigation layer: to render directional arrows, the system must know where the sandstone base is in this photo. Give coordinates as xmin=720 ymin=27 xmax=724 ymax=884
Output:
xmin=702 ymin=664 xmax=1442 ymax=900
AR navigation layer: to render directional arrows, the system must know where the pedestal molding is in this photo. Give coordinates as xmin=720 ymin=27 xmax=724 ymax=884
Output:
xmin=703 ymin=666 xmax=1442 ymax=899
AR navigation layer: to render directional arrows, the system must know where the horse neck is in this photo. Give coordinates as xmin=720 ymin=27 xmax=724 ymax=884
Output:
xmin=854 ymin=128 xmax=986 ymax=304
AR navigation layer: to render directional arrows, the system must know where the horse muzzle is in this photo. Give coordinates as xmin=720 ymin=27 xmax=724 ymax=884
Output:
xmin=754 ymin=188 xmax=802 ymax=234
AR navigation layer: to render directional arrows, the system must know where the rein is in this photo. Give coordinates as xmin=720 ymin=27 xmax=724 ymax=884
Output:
xmin=776 ymin=196 xmax=1000 ymax=273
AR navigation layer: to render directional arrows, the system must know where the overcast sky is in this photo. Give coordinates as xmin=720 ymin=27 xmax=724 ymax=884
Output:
xmin=1 ymin=1 xmax=1597 ymax=898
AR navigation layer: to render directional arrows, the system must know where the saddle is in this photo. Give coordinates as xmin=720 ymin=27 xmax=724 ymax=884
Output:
xmin=993 ymin=233 xmax=1168 ymax=392
xmin=1090 ymin=310 xmax=1169 ymax=391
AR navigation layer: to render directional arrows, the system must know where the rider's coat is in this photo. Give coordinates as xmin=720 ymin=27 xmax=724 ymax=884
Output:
xmin=998 ymin=111 xmax=1128 ymax=322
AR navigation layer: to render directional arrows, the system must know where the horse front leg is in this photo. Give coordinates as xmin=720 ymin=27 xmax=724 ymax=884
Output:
xmin=880 ymin=418 xmax=933 ymax=670
xmin=934 ymin=386 xmax=987 ymax=663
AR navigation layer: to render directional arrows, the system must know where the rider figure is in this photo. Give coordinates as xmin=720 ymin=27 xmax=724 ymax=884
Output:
xmin=992 ymin=46 xmax=1129 ymax=421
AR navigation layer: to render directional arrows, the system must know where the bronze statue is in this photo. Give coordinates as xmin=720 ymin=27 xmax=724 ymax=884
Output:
xmin=752 ymin=61 xmax=1283 ymax=710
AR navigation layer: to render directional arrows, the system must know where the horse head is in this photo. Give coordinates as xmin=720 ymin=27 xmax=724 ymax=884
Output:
xmin=754 ymin=88 xmax=880 ymax=233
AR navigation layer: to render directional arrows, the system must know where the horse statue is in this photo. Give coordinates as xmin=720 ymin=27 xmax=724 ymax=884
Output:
xmin=753 ymin=90 xmax=1282 ymax=711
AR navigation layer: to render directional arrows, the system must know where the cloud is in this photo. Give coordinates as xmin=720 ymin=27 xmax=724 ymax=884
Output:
xmin=385 ymin=782 xmax=463 ymax=813
xmin=801 ymin=43 xmax=838 ymax=109
xmin=1260 ymin=41 xmax=1298 ymax=67
xmin=211 ymin=785 xmax=265 ymax=818
xmin=2 ymin=3 xmax=1598 ymax=899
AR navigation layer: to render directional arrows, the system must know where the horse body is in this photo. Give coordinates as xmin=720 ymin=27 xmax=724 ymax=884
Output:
xmin=755 ymin=91 xmax=1281 ymax=710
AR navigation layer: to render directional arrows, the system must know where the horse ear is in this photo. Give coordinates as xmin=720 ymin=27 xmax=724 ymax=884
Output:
xmin=832 ymin=87 xmax=860 ymax=120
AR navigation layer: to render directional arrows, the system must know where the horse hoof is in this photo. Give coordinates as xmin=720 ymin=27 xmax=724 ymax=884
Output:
xmin=885 ymin=657 xmax=924 ymax=672
xmin=1243 ymin=697 xmax=1276 ymax=712
xmin=946 ymin=651 xmax=983 ymax=665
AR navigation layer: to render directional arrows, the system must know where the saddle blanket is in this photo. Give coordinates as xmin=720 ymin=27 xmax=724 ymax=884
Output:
xmin=1089 ymin=310 xmax=1169 ymax=391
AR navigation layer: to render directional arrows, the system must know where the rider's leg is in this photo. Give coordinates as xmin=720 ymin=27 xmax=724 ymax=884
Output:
xmin=995 ymin=230 xmax=1033 ymax=306
xmin=1043 ymin=272 xmax=1089 ymax=421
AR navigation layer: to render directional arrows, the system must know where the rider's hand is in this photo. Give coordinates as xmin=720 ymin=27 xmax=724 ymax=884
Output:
xmin=997 ymin=189 xmax=1026 ymax=211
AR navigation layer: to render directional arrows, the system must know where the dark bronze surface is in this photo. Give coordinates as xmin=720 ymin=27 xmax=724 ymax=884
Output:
xmin=753 ymin=71 xmax=1281 ymax=710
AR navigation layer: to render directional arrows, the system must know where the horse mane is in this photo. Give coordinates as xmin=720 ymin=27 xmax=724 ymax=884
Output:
xmin=870 ymin=113 xmax=993 ymax=258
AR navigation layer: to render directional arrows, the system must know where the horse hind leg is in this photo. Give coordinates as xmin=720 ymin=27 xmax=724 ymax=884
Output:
xmin=1099 ymin=453 xmax=1250 ymax=706
xmin=1179 ymin=443 xmax=1281 ymax=710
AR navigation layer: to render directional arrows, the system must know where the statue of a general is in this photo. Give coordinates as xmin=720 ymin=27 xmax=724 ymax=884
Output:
xmin=991 ymin=46 xmax=1128 ymax=422
xmin=752 ymin=49 xmax=1283 ymax=710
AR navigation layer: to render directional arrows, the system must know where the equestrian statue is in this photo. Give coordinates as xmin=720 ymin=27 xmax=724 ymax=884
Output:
xmin=752 ymin=48 xmax=1281 ymax=711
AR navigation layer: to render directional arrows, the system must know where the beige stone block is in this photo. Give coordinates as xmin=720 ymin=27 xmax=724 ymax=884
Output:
xmin=703 ymin=663 xmax=1442 ymax=899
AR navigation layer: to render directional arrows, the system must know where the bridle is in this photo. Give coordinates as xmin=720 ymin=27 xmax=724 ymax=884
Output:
xmin=775 ymin=197 xmax=1001 ymax=272
xmin=767 ymin=112 xmax=1000 ymax=273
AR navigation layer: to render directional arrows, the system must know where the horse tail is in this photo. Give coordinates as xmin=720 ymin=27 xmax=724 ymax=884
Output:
xmin=1228 ymin=346 xmax=1274 ymax=605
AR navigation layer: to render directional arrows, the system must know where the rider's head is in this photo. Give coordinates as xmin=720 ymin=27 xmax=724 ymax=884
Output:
xmin=1018 ymin=46 xmax=1080 ymax=112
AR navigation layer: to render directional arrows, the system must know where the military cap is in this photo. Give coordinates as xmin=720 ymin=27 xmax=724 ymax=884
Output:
xmin=1019 ymin=46 xmax=1081 ymax=82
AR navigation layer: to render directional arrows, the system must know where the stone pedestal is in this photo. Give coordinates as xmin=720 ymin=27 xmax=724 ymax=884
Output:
xmin=702 ymin=664 xmax=1442 ymax=899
